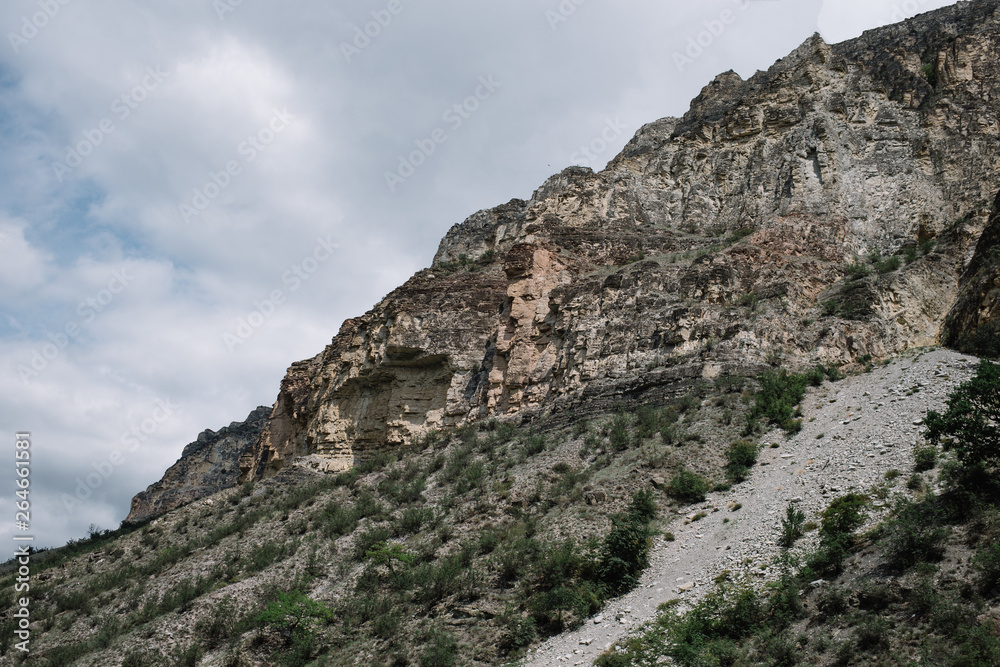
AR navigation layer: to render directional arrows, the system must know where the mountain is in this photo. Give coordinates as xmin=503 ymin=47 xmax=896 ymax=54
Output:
xmin=12 ymin=2 xmax=1000 ymax=665
xmin=239 ymin=1 xmax=1000 ymax=480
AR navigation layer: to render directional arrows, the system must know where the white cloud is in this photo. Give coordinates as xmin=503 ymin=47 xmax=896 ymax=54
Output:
xmin=0 ymin=217 xmax=50 ymax=295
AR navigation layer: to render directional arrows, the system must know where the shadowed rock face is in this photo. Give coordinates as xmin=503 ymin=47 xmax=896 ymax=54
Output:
xmin=126 ymin=406 xmax=270 ymax=523
xmin=234 ymin=0 xmax=1000 ymax=478
xmin=945 ymin=187 xmax=1000 ymax=357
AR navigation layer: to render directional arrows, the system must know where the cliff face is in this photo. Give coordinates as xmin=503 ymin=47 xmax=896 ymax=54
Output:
xmin=944 ymin=187 xmax=1000 ymax=356
xmin=126 ymin=406 xmax=269 ymax=523
xmin=241 ymin=1 xmax=1000 ymax=478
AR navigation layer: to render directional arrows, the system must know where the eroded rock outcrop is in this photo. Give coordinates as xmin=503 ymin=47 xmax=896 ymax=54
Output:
xmin=240 ymin=1 xmax=1000 ymax=478
xmin=126 ymin=406 xmax=269 ymax=523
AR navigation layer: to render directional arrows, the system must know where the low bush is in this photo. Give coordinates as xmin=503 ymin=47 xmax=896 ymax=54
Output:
xmin=806 ymin=494 xmax=868 ymax=575
xmin=745 ymin=369 xmax=808 ymax=434
xmin=609 ymin=413 xmax=631 ymax=451
xmin=419 ymin=627 xmax=459 ymax=667
xmin=598 ymin=514 xmax=652 ymax=594
xmin=779 ymin=503 xmax=806 ymax=549
xmin=724 ymin=440 xmax=759 ymax=483
xmin=974 ymin=540 xmax=1000 ymax=595
xmin=845 ymin=261 xmax=871 ymax=280
xmin=882 ymin=498 xmax=949 ymax=570
xmin=499 ymin=612 xmax=537 ymax=655
xmin=667 ymin=469 xmax=709 ymax=504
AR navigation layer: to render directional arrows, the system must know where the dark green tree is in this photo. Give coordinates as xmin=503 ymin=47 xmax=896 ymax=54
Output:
xmin=924 ymin=360 xmax=1000 ymax=468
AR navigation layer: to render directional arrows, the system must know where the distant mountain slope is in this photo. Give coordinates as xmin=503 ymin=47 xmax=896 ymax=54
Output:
xmin=126 ymin=406 xmax=269 ymax=523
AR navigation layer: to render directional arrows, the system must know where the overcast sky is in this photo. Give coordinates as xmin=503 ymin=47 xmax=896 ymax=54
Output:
xmin=0 ymin=0 xmax=958 ymax=548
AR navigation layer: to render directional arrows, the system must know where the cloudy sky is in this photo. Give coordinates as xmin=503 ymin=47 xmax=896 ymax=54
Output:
xmin=0 ymin=0 xmax=958 ymax=548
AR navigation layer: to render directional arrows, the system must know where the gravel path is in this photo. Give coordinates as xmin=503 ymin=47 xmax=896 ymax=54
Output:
xmin=521 ymin=348 xmax=979 ymax=666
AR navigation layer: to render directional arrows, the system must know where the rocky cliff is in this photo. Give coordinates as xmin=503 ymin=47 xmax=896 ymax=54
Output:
xmin=944 ymin=186 xmax=1000 ymax=355
xmin=237 ymin=0 xmax=1000 ymax=480
xmin=126 ymin=406 xmax=269 ymax=523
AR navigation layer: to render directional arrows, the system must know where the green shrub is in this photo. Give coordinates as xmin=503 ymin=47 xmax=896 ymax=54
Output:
xmin=952 ymin=624 xmax=1000 ymax=665
xmin=365 ymin=541 xmax=415 ymax=573
xmin=609 ymin=413 xmax=631 ymax=451
xmin=807 ymin=494 xmax=868 ymax=575
xmin=419 ymin=627 xmax=459 ymax=667
xmin=170 ymin=644 xmax=204 ymax=667
xmin=194 ymin=596 xmax=239 ymax=646
xmin=974 ymin=540 xmax=1000 ymax=595
xmin=599 ymin=515 xmax=652 ymax=594
xmin=353 ymin=526 xmax=394 ymax=561
xmin=924 ymin=360 xmax=1000 ymax=469
xmin=318 ymin=502 xmax=358 ymax=538
xmin=855 ymin=616 xmax=890 ymax=651
xmin=634 ymin=405 xmax=662 ymax=440
xmin=875 ymin=255 xmax=902 ymax=274
xmin=744 ymin=369 xmax=808 ymax=434
xmin=529 ymin=581 xmax=602 ymax=632
xmin=628 ymin=489 xmax=658 ymax=522
xmin=821 ymin=493 xmax=868 ymax=536
xmin=724 ymin=440 xmax=759 ymax=483
xmin=883 ymin=498 xmax=949 ymax=569
xmin=524 ymin=434 xmax=547 ymax=456
xmin=818 ymin=586 xmax=849 ymax=617
xmin=659 ymin=423 xmax=685 ymax=446
xmin=805 ymin=365 xmax=827 ymax=386
xmin=535 ymin=538 xmax=585 ymax=591
xmin=663 ymin=584 xmax=766 ymax=665
xmin=779 ymin=503 xmax=806 ymax=549
xmin=845 ymin=261 xmax=870 ymax=280
xmin=667 ymin=469 xmax=709 ymax=504
xmin=499 ymin=613 xmax=537 ymax=654
xmin=396 ymin=507 xmax=434 ymax=535
xmin=594 ymin=652 xmax=632 ymax=667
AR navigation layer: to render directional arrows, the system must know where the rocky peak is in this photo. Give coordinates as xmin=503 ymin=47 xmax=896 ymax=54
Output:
xmin=126 ymin=405 xmax=270 ymax=523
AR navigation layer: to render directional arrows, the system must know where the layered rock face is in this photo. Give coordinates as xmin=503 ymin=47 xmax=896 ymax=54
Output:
xmin=126 ymin=406 xmax=269 ymax=523
xmin=240 ymin=1 xmax=1000 ymax=478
